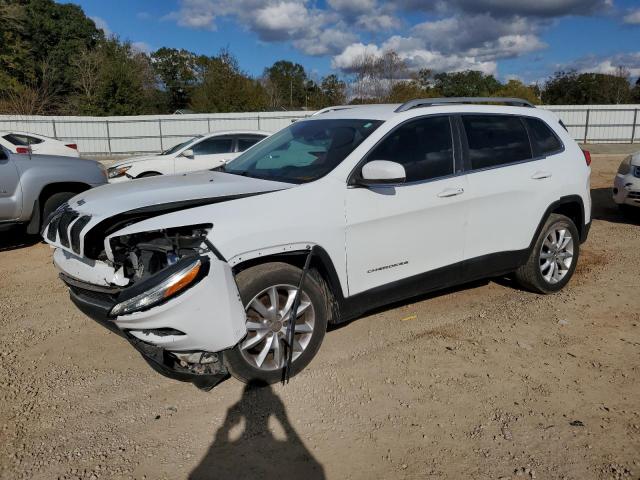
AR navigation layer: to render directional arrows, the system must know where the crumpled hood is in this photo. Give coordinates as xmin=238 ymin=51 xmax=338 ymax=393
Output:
xmin=69 ymin=170 xmax=293 ymax=217
xmin=44 ymin=171 xmax=293 ymax=258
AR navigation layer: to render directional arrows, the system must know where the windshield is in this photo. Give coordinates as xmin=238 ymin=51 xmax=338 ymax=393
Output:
xmin=222 ymin=119 xmax=383 ymax=184
xmin=161 ymin=135 xmax=202 ymax=155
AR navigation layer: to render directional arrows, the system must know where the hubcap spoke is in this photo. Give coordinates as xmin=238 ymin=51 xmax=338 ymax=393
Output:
xmin=240 ymin=283 xmax=316 ymax=372
xmin=241 ymin=330 xmax=269 ymax=350
xmin=539 ymin=224 xmax=574 ymax=285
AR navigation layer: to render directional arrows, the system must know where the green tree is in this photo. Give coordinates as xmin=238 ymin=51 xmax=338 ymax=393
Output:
xmin=495 ymin=79 xmax=540 ymax=104
xmin=542 ymin=70 xmax=632 ymax=104
xmin=433 ymin=71 xmax=501 ymax=97
xmin=151 ymin=48 xmax=201 ymax=111
xmin=190 ymin=51 xmax=268 ymax=113
xmin=319 ymin=74 xmax=346 ymax=105
xmin=76 ymin=39 xmax=162 ymax=115
xmin=263 ymin=60 xmax=308 ymax=109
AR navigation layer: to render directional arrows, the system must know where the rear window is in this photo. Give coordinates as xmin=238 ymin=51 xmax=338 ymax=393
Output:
xmin=237 ymin=136 xmax=265 ymax=152
xmin=3 ymin=134 xmax=43 ymax=146
xmin=525 ymin=117 xmax=563 ymax=156
xmin=193 ymin=137 xmax=233 ymax=155
xmin=462 ymin=115 xmax=532 ymax=170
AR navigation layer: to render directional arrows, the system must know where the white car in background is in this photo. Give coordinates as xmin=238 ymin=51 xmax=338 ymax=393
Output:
xmin=107 ymin=130 xmax=270 ymax=182
xmin=0 ymin=131 xmax=80 ymax=157
xmin=613 ymin=152 xmax=640 ymax=213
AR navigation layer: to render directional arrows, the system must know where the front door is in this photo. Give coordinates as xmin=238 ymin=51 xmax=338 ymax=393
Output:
xmin=0 ymin=149 xmax=22 ymax=220
xmin=181 ymin=136 xmax=235 ymax=172
xmin=344 ymin=115 xmax=468 ymax=295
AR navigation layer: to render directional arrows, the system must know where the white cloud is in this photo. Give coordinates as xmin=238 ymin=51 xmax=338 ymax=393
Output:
xmin=623 ymin=9 xmax=640 ymax=24
xmin=327 ymin=0 xmax=376 ymax=15
xmin=565 ymin=52 xmax=640 ymax=78
xmin=90 ymin=16 xmax=111 ymax=36
xmin=132 ymin=41 xmax=152 ymax=54
xmin=331 ymin=39 xmax=497 ymax=75
xmin=399 ymin=0 xmax=611 ymax=17
xmin=164 ymin=0 xmax=217 ymax=30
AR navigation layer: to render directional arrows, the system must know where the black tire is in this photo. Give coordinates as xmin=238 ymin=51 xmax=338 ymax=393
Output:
xmin=41 ymin=192 xmax=76 ymax=227
xmin=137 ymin=172 xmax=161 ymax=178
xmin=515 ymin=213 xmax=580 ymax=294
xmin=224 ymin=262 xmax=329 ymax=385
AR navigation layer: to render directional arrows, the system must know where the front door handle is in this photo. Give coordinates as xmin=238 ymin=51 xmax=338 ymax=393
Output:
xmin=531 ymin=171 xmax=552 ymax=180
xmin=437 ymin=187 xmax=464 ymax=198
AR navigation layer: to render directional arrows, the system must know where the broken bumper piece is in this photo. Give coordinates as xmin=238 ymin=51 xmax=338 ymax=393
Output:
xmin=57 ymin=251 xmax=247 ymax=390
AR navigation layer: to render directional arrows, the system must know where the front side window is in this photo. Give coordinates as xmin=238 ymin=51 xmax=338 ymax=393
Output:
xmin=193 ymin=137 xmax=233 ymax=155
xmin=462 ymin=115 xmax=532 ymax=170
xmin=223 ymin=119 xmax=383 ymax=184
xmin=525 ymin=117 xmax=563 ymax=156
xmin=366 ymin=115 xmax=454 ymax=182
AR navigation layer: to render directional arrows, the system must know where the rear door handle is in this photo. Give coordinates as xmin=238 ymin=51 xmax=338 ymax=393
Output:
xmin=531 ymin=171 xmax=552 ymax=180
xmin=437 ymin=187 xmax=464 ymax=198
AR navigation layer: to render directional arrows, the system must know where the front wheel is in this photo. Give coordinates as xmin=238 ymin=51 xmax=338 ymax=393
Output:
xmin=224 ymin=262 xmax=329 ymax=385
xmin=514 ymin=213 xmax=580 ymax=294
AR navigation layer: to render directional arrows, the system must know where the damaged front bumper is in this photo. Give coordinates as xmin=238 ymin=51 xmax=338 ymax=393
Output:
xmin=55 ymin=249 xmax=247 ymax=390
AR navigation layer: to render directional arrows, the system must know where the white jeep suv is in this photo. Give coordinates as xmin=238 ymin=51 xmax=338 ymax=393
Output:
xmin=43 ymin=98 xmax=591 ymax=390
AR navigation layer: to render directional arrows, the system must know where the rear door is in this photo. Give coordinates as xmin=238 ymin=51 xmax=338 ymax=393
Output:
xmin=344 ymin=115 xmax=468 ymax=295
xmin=460 ymin=114 xmax=558 ymax=261
xmin=0 ymin=149 xmax=22 ymax=220
xmin=225 ymin=135 xmax=268 ymax=163
xmin=180 ymin=136 xmax=235 ymax=172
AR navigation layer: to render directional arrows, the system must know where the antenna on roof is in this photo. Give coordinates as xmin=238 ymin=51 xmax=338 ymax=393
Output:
xmin=395 ymin=97 xmax=535 ymax=113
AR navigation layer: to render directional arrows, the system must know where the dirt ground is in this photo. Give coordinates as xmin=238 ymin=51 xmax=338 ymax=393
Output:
xmin=1 ymin=154 xmax=639 ymax=480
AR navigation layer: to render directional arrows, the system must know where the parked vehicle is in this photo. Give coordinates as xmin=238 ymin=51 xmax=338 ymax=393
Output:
xmin=0 ymin=145 xmax=107 ymax=233
xmin=107 ymin=130 xmax=270 ymax=182
xmin=612 ymin=152 xmax=640 ymax=213
xmin=44 ymin=98 xmax=591 ymax=390
xmin=0 ymin=131 xmax=80 ymax=157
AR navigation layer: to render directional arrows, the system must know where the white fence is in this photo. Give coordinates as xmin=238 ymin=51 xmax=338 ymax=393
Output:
xmin=0 ymin=111 xmax=311 ymax=156
xmin=0 ymin=105 xmax=639 ymax=156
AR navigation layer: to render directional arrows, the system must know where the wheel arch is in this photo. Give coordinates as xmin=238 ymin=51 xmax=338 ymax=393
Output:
xmin=137 ymin=171 xmax=162 ymax=178
xmin=231 ymin=245 xmax=346 ymax=324
xmin=529 ymin=195 xmax=587 ymax=251
xmin=27 ymin=182 xmax=92 ymax=234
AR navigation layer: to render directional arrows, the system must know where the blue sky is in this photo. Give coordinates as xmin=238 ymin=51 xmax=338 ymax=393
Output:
xmin=70 ymin=0 xmax=640 ymax=83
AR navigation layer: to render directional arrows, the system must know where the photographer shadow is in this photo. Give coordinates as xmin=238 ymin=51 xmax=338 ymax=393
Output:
xmin=189 ymin=381 xmax=325 ymax=480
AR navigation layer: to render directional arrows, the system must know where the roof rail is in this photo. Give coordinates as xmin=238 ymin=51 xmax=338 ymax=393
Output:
xmin=311 ymin=106 xmax=354 ymax=116
xmin=394 ymin=97 xmax=535 ymax=113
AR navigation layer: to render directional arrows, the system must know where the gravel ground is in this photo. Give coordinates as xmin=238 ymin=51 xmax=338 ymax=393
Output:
xmin=0 ymin=155 xmax=639 ymax=480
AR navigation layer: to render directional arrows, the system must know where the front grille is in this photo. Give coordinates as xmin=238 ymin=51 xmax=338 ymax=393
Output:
xmin=628 ymin=191 xmax=640 ymax=200
xmin=45 ymin=204 xmax=91 ymax=253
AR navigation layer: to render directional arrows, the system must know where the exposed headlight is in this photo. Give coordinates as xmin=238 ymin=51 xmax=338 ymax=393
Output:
xmin=634 ymin=166 xmax=640 ymax=178
xmin=108 ymin=165 xmax=132 ymax=179
xmin=111 ymin=258 xmax=203 ymax=316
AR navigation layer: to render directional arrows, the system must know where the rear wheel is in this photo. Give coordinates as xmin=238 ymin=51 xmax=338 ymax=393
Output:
xmin=224 ymin=262 xmax=329 ymax=385
xmin=515 ymin=213 xmax=580 ymax=294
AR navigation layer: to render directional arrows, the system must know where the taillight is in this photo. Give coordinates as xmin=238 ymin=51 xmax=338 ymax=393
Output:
xmin=582 ymin=149 xmax=591 ymax=167
xmin=65 ymin=143 xmax=78 ymax=150
xmin=16 ymin=147 xmax=30 ymax=154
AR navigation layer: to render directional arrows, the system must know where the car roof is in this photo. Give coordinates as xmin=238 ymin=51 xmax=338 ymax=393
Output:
xmin=0 ymin=130 xmax=49 ymax=138
xmin=307 ymin=98 xmax=559 ymax=124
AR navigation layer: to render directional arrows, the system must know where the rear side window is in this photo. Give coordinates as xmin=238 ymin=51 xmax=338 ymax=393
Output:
xmin=525 ymin=117 xmax=563 ymax=156
xmin=3 ymin=134 xmax=43 ymax=146
xmin=237 ymin=136 xmax=265 ymax=152
xmin=462 ymin=115 xmax=532 ymax=170
xmin=367 ymin=115 xmax=454 ymax=182
xmin=193 ymin=137 xmax=233 ymax=155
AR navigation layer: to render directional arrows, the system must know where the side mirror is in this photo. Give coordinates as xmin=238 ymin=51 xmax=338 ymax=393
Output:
xmin=359 ymin=160 xmax=406 ymax=185
xmin=182 ymin=149 xmax=194 ymax=158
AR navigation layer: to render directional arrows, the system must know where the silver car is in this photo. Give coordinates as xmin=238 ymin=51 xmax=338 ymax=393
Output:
xmin=0 ymin=145 xmax=107 ymax=234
